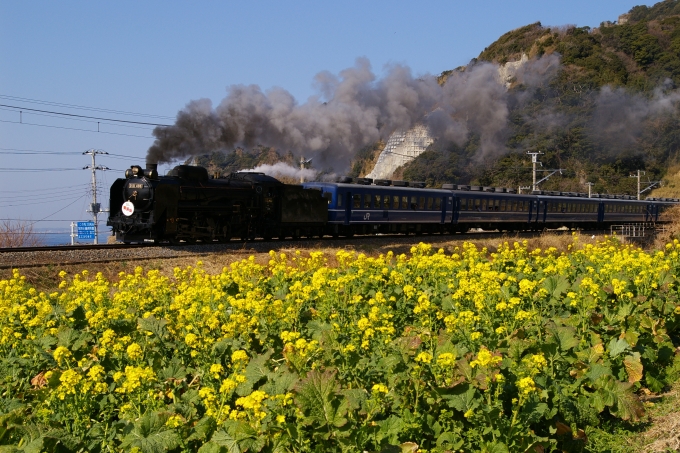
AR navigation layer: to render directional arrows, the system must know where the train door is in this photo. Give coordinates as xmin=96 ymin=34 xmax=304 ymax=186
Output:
xmin=597 ymin=202 xmax=605 ymax=223
xmin=539 ymin=200 xmax=547 ymax=223
xmin=452 ymin=196 xmax=460 ymax=224
xmin=344 ymin=192 xmax=352 ymax=225
xmin=644 ymin=203 xmax=655 ymax=222
xmin=530 ymin=200 xmax=541 ymax=223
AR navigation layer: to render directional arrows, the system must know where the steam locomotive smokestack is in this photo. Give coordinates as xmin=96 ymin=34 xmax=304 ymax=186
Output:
xmin=146 ymin=163 xmax=158 ymax=172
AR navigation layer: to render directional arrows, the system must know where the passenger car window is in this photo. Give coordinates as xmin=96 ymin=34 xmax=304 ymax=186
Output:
xmin=435 ymin=198 xmax=442 ymax=210
xmin=427 ymin=197 xmax=433 ymax=210
xmin=418 ymin=197 xmax=425 ymax=210
xmin=364 ymin=194 xmax=371 ymax=209
xmin=401 ymin=196 xmax=408 ymax=209
xmin=353 ymin=194 xmax=361 ymax=208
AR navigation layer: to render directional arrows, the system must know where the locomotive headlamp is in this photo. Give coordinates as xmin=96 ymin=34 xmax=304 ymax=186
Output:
xmin=130 ymin=165 xmax=144 ymax=177
xmin=125 ymin=169 xmax=132 ymax=178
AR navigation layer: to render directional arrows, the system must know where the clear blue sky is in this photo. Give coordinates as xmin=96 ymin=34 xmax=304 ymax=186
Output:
xmin=0 ymin=0 xmax=654 ymax=237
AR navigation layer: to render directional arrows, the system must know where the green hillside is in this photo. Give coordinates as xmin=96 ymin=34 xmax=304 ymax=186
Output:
xmin=400 ymin=0 xmax=680 ymax=197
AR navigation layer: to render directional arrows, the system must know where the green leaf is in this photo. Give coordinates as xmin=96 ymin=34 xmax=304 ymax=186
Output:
xmin=608 ymin=338 xmax=630 ymax=358
xmin=521 ymin=401 xmax=549 ymax=425
xmin=220 ymin=420 xmax=265 ymax=453
xmin=550 ymin=325 xmax=579 ymax=351
xmin=119 ymin=412 xmax=181 ymax=453
xmin=197 ymin=442 xmax=226 ymax=453
xmin=206 ymin=430 xmax=240 ymax=453
xmin=341 ymin=388 xmax=367 ymax=413
xmin=376 ymin=416 xmax=404 ymax=445
xmin=34 ymin=335 xmax=57 ymax=351
xmin=158 ymin=359 xmax=187 ymax=382
xmin=441 ymin=295 xmax=455 ymax=311
xmin=305 ymin=320 xmax=333 ymax=342
xmin=262 ymin=366 xmax=298 ymax=396
xmin=18 ymin=437 xmax=44 ymax=453
xmin=480 ymin=441 xmax=509 ymax=453
xmin=294 ymin=370 xmax=347 ymax=429
xmin=616 ymin=303 xmax=633 ymax=320
xmin=236 ymin=351 xmax=272 ymax=397
xmin=138 ymin=316 xmax=169 ymax=339
xmin=608 ymin=380 xmax=645 ymax=421
xmin=56 ymin=327 xmax=77 ymax=349
xmin=542 ymin=275 xmax=570 ymax=300
xmin=586 ymin=363 xmax=612 ymax=384
xmin=443 ymin=384 xmax=479 ymax=413
xmin=436 ymin=431 xmax=464 ymax=449
xmin=186 ymin=416 xmax=217 ymax=444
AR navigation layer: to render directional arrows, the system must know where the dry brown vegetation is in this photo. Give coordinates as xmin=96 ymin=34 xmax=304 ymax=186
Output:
xmin=639 ymin=382 xmax=680 ymax=452
xmin=0 ymin=220 xmax=44 ymax=248
xmin=0 ymin=230 xmax=598 ymax=291
xmin=653 ymin=204 xmax=680 ymax=249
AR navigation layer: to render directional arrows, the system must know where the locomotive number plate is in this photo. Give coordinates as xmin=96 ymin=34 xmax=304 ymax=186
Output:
xmin=122 ymin=201 xmax=135 ymax=216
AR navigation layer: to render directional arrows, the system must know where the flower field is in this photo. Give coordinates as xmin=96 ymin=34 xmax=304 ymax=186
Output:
xmin=2 ymin=237 xmax=680 ymax=452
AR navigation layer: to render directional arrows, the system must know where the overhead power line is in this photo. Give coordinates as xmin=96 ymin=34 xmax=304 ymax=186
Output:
xmin=0 ymin=118 xmax=153 ymax=139
xmin=0 ymin=148 xmax=144 ymax=159
xmin=1 ymin=219 xmax=88 ymax=222
xmin=29 ymin=194 xmax=91 ymax=226
xmin=0 ymin=104 xmax=172 ymax=127
xmin=0 ymin=183 xmax=91 ymax=193
xmin=0 ymin=167 xmax=124 ymax=172
xmin=0 ymin=94 xmax=175 ymax=120
xmin=0 ymin=106 xmax=159 ymax=132
xmin=0 ymin=168 xmax=84 ymax=172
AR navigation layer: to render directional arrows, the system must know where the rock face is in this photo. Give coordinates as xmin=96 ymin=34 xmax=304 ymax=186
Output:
xmin=496 ymin=53 xmax=528 ymax=87
xmin=365 ymin=124 xmax=434 ymax=180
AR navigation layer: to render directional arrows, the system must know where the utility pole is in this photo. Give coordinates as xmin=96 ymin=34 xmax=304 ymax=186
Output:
xmin=585 ymin=182 xmax=594 ymax=198
xmin=526 ymin=151 xmax=563 ymax=192
xmin=527 ymin=151 xmax=543 ymax=192
xmin=629 ymin=170 xmax=645 ymax=200
xmin=83 ymin=149 xmax=110 ymax=244
xmin=299 ymin=156 xmax=312 ymax=183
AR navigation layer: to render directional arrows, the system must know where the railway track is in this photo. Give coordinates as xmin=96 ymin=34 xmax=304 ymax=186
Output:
xmin=0 ymin=229 xmax=556 ymax=254
xmin=0 ymin=242 xmax=154 ymax=254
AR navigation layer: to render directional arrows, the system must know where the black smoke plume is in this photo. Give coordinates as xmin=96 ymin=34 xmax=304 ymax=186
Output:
xmin=147 ymin=56 xmax=560 ymax=168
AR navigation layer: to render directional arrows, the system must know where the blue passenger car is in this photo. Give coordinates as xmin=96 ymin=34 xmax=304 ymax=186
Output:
xmin=302 ymin=182 xmax=454 ymax=236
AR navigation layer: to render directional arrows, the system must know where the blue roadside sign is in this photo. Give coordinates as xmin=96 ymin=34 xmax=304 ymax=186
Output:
xmin=77 ymin=221 xmax=96 ymax=240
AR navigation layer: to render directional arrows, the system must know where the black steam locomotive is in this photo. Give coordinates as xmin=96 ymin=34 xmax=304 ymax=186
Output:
xmin=108 ymin=163 xmax=679 ymax=243
xmin=107 ymin=164 xmax=327 ymax=243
